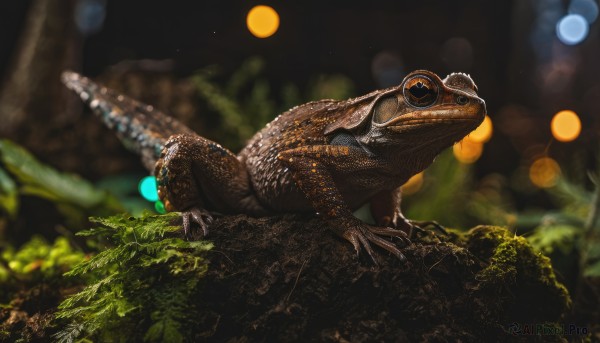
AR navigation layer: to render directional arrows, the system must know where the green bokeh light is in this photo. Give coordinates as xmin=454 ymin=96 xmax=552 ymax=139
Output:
xmin=138 ymin=176 xmax=159 ymax=202
xmin=154 ymin=200 xmax=166 ymax=214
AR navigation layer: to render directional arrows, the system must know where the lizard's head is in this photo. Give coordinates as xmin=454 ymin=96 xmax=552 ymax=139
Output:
xmin=358 ymin=70 xmax=486 ymax=153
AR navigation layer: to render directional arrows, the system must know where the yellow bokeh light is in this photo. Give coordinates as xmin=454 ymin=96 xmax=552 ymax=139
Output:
xmin=401 ymin=172 xmax=424 ymax=195
xmin=551 ymin=110 xmax=581 ymax=142
xmin=453 ymin=138 xmax=483 ymax=164
xmin=529 ymin=157 xmax=561 ymax=188
xmin=246 ymin=5 xmax=280 ymax=38
xmin=469 ymin=115 xmax=493 ymax=143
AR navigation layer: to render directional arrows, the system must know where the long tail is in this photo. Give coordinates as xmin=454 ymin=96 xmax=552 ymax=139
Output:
xmin=61 ymin=71 xmax=195 ymax=171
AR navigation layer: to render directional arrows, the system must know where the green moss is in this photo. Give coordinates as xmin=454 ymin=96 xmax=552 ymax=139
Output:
xmin=477 ymin=238 xmax=518 ymax=285
xmin=0 ymin=236 xmax=85 ymax=285
xmin=456 ymin=226 xmax=571 ymax=326
xmin=54 ymin=212 xmax=213 ymax=343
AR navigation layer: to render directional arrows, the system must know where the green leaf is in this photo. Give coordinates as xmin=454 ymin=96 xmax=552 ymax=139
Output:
xmin=226 ymin=56 xmax=264 ymax=97
xmin=0 ymin=139 xmax=121 ymax=211
xmin=586 ymin=243 xmax=600 ymax=260
xmin=527 ymin=225 xmax=580 ymax=255
xmin=405 ymin=149 xmax=473 ymax=227
xmin=548 ymin=177 xmax=592 ymax=217
xmin=53 ymin=322 xmax=86 ymax=343
xmin=65 ymin=245 xmax=133 ymax=277
xmin=144 ymin=318 xmax=184 ymax=343
xmin=584 ymin=260 xmax=600 ymax=277
xmin=0 ymin=166 xmax=18 ymax=217
xmin=307 ymin=74 xmax=355 ymax=101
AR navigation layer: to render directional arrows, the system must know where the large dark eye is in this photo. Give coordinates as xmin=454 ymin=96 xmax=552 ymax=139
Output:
xmin=402 ymin=75 xmax=438 ymax=108
xmin=373 ymin=95 xmax=399 ymax=124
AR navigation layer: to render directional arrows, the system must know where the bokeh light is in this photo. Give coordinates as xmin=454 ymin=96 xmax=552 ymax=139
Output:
xmin=371 ymin=51 xmax=404 ymax=88
xmin=556 ymin=14 xmax=589 ymax=45
xmin=551 ymin=110 xmax=581 ymax=142
xmin=138 ymin=176 xmax=159 ymax=202
xmin=529 ymin=157 xmax=561 ymax=188
xmin=469 ymin=115 xmax=493 ymax=143
xmin=246 ymin=5 xmax=280 ymax=38
xmin=529 ymin=2 xmax=562 ymax=62
xmin=155 ymin=201 xmax=167 ymax=214
xmin=453 ymin=139 xmax=483 ymax=164
xmin=402 ymin=172 xmax=424 ymax=195
xmin=569 ymin=0 xmax=599 ymax=24
xmin=440 ymin=37 xmax=473 ymax=71
xmin=74 ymin=0 xmax=106 ymax=36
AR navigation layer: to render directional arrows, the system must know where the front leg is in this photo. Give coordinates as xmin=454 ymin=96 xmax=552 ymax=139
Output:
xmin=370 ymin=187 xmax=413 ymax=235
xmin=155 ymin=134 xmax=266 ymax=236
xmin=370 ymin=187 xmax=447 ymax=238
xmin=278 ymin=145 xmax=409 ymax=263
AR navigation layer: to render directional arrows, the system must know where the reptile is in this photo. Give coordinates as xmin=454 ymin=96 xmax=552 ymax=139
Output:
xmin=62 ymin=70 xmax=486 ymax=262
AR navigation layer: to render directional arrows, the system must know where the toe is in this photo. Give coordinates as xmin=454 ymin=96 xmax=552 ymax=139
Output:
xmin=409 ymin=220 xmax=448 ymax=237
xmin=180 ymin=207 xmax=213 ymax=238
xmin=364 ymin=230 xmax=407 ymax=262
xmin=367 ymin=226 xmax=411 ymax=247
xmin=182 ymin=212 xmax=192 ymax=237
xmin=343 ymin=230 xmax=362 ymax=255
xmin=190 ymin=208 xmax=211 ymax=236
xmin=356 ymin=232 xmax=379 ymax=264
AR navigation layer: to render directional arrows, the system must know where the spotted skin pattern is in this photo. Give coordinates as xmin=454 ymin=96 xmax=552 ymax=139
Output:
xmin=61 ymin=71 xmax=194 ymax=170
xmin=62 ymin=70 xmax=486 ymax=263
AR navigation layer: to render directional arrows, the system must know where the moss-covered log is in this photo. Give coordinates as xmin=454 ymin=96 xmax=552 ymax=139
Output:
xmin=197 ymin=215 xmax=570 ymax=342
xmin=2 ymin=214 xmax=572 ymax=342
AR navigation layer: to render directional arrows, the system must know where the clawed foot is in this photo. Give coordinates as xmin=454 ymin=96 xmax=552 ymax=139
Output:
xmin=333 ymin=218 xmax=411 ymax=264
xmin=182 ymin=207 xmax=213 ymax=238
xmin=408 ymin=220 xmax=448 ymax=237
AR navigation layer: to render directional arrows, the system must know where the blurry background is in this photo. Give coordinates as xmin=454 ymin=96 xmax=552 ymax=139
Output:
xmin=1 ymin=0 xmax=599 ymax=212
xmin=0 ymin=0 xmax=600 ymax=331
xmin=0 ymin=0 xmax=599 ymax=231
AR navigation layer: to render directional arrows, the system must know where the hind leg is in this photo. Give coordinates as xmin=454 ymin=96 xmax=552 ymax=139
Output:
xmin=155 ymin=134 xmax=266 ymax=236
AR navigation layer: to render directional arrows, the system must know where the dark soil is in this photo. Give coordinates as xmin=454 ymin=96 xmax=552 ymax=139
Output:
xmin=1 ymin=214 xmax=574 ymax=342
xmin=192 ymin=215 xmax=571 ymax=342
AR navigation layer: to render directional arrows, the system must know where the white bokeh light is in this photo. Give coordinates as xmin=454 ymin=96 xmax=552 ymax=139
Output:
xmin=569 ymin=0 xmax=599 ymax=24
xmin=75 ymin=0 xmax=106 ymax=35
xmin=556 ymin=14 xmax=589 ymax=45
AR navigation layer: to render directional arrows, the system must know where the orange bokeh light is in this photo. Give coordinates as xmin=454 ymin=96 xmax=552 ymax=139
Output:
xmin=551 ymin=110 xmax=581 ymax=142
xmin=529 ymin=157 xmax=561 ymax=188
xmin=402 ymin=172 xmax=424 ymax=195
xmin=469 ymin=115 xmax=493 ymax=143
xmin=453 ymin=138 xmax=483 ymax=164
xmin=246 ymin=5 xmax=279 ymax=38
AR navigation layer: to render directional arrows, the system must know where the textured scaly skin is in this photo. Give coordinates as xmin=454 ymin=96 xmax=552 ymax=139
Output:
xmin=61 ymin=72 xmax=194 ymax=170
xmin=62 ymin=70 xmax=486 ymax=263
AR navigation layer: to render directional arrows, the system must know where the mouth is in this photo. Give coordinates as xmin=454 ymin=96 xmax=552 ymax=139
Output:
xmin=392 ymin=117 xmax=480 ymax=127
xmin=385 ymin=103 xmax=485 ymax=129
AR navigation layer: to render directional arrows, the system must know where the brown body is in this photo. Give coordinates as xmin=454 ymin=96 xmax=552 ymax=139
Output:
xmin=63 ymin=70 xmax=486 ymax=262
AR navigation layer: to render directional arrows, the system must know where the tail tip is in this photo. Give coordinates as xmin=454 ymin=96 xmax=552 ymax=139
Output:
xmin=61 ymin=71 xmax=98 ymax=103
xmin=61 ymin=70 xmax=82 ymax=88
